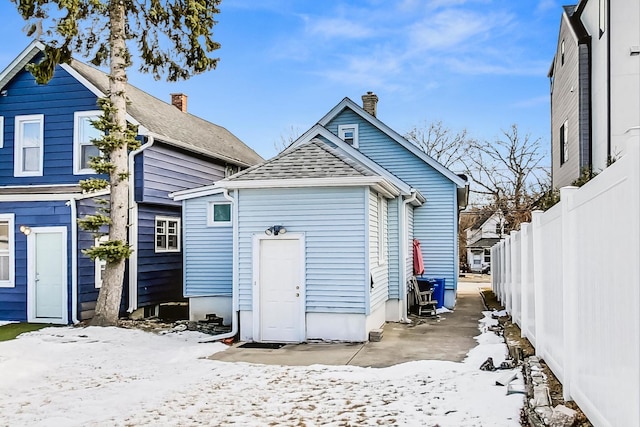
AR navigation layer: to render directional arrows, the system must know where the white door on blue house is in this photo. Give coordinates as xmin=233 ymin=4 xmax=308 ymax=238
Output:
xmin=255 ymin=235 xmax=305 ymax=343
xmin=27 ymin=227 xmax=68 ymax=324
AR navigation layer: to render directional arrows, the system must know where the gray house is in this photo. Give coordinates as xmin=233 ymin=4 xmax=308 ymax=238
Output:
xmin=172 ymin=94 xmax=468 ymax=342
xmin=548 ymin=5 xmax=591 ymax=189
xmin=549 ymin=1 xmax=640 ymax=188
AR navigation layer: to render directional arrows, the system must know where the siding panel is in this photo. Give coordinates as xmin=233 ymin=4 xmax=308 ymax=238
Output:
xmin=237 ymin=187 xmax=367 ymax=314
xmin=182 ymin=193 xmax=233 ymax=297
xmin=139 ymin=144 xmax=226 ymax=206
xmin=136 ymin=204 xmax=184 ymax=305
xmin=0 ymin=65 xmax=101 ymax=186
xmin=328 ymin=112 xmax=459 ymax=291
xmin=0 ymin=201 xmax=72 ymax=322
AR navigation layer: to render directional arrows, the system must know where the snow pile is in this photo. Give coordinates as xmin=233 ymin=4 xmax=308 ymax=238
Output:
xmin=0 ymin=316 xmax=523 ymax=426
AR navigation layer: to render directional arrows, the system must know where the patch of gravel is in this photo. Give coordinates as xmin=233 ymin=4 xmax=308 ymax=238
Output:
xmin=479 ymin=289 xmax=593 ymax=427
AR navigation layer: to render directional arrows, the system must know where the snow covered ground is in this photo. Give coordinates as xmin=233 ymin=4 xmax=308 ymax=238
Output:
xmin=0 ymin=312 xmax=523 ymax=426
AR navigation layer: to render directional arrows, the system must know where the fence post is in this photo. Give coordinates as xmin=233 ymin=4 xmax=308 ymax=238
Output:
xmin=504 ymin=235 xmax=512 ymax=313
xmin=520 ymin=223 xmax=531 ymax=339
xmin=531 ymin=210 xmax=544 ymax=358
xmin=560 ymin=186 xmax=579 ymax=402
xmin=510 ymin=230 xmax=519 ymax=316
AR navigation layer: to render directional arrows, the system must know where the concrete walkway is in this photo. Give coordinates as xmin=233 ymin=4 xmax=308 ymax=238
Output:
xmin=209 ymin=280 xmax=490 ymax=368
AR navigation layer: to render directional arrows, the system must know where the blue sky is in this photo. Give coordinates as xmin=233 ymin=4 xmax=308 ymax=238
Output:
xmin=0 ymin=0 xmax=561 ymax=163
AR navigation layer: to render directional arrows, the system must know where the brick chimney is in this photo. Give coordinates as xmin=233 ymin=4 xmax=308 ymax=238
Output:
xmin=171 ymin=93 xmax=188 ymax=113
xmin=361 ymin=91 xmax=378 ymax=117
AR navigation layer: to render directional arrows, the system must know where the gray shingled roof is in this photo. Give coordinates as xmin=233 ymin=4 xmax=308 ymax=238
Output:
xmin=68 ymin=60 xmax=263 ymax=167
xmin=226 ymin=139 xmax=378 ymax=181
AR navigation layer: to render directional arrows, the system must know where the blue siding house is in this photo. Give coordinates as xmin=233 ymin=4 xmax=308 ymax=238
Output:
xmin=173 ymin=93 xmax=468 ymax=343
xmin=0 ymin=42 xmax=262 ymax=324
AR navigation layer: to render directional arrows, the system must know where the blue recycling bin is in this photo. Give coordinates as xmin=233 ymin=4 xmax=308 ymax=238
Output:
xmin=416 ymin=278 xmax=445 ymax=309
xmin=430 ymin=278 xmax=445 ymax=309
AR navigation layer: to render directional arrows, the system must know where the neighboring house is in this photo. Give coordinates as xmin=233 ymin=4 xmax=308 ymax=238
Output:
xmin=172 ymin=93 xmax=468 ymax=343
xmin=548 ymin=0 xmax=640 ymax=188
xmin=465 ymin=211 xmax=503 ymax=273
xmin=0 ymin=41 xmax=262 ymax=324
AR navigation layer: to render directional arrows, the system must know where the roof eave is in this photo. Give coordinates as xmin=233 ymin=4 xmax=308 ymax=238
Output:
xmin=147 ymin=132 xmax=253 ymax=168
xmin=0 ymin=40 xmax=45 ymax=91
xmin=218 ymin=176 xmax=396 ymax=192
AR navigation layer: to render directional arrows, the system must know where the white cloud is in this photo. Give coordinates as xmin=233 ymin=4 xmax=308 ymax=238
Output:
xmin=446 ymin=57 xmax=549 ymax=76
xmin=408 ymin=9 xmax=514 ymax=53
xmin=536 ymin=0 xmax=557 ymax=13
xmin=304 ymin=16 xmax=374 ymax=40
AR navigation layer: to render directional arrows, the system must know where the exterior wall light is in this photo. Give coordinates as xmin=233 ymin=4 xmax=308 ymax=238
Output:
xmin=265 ymin=225 xmax=287 ymax=236
xmin=19 ymin=225 xmax=31 ymax=236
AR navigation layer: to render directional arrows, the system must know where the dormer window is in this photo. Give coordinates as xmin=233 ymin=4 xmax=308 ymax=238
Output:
xmin=338 ymin=124 xmax=359 ymax=148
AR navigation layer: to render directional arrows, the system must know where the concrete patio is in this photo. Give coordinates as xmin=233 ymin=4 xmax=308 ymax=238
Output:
xmin=209 ymin=280 xmax=490 ymax=367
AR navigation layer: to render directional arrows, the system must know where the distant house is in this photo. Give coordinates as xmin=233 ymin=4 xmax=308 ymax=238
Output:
xmin=548 ymin=0 xmax=640 ymax=188
xmin=0 ymin=41 xmax=262 ymax=324
xmin=464 ymin=211 xmax=504 ymax=273
xmin=172 ymin=93 xmax=468 ymax=343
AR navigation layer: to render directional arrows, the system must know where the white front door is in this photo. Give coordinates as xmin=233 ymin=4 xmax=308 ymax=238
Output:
xmin=255 ymin=235 xmax=304 ymax=343
xmin=28 ymin=227 xmax=67 ymax=324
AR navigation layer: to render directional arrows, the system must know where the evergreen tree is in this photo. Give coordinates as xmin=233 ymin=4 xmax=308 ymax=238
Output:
xmin=11 ymin=0 xmax=222 ymax=325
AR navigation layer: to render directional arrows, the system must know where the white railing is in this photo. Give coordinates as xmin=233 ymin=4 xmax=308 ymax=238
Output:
xmin=491 ymin=142 xmax=640 ymax=427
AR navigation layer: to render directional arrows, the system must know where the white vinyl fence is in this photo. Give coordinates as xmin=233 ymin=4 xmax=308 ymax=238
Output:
xmin=491 ymin=142 xmax=640 ymax=427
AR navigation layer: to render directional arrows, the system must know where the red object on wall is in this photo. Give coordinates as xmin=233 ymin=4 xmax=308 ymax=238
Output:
xmin=413 ymin=239 xmax=424 ymax=276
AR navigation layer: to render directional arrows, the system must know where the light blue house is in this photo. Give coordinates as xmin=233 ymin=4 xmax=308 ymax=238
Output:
xmin=172 ymin=93 xmax=468 ymax=342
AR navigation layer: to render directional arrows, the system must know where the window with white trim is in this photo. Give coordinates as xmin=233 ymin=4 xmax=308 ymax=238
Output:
xmin=0 ymin=116 xmax=4 ymax=148
xmin=207 ymin=202 xmax=232 ymax=226
xmin=377 ymin=195 xmax=386 ymax=265
xmin=560 ymin=120 xmax=569 ymax=165
xmin=14 ymin=114 xmax=44 ymax=177
xmin=338 ymin=124 xmax=359 ymax=148
xmin=74 ymin=111 xmax=102 ymax=174
xmin=0 ymin=214 xmax=15 ymax=288
xmin=94 ymin=235 xmax=108 ymax=288
xmin=155 ymin=216 xmax=180 ymax=252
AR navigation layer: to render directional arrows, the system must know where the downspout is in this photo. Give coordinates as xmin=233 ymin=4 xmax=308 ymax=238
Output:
xmin=127 ymin=135 xmax=154 ymax=313
xmin=399 ymin=190 xmax=419 ymax=323
xmin=606 ymin=0 xmax=611 ymax=161
xmin=200 ymin=188 xmax=239 ymax=342
xmin=67 ymin=197 xmax=80 ymax=324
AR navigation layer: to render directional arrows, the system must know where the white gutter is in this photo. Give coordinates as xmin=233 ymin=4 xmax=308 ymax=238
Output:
xmin=399 ymin=190 xmax=420 ymax=323
xmin=127 ymin=136 xmax=154 ymax=313
xmin=67 ymin=197 xmax=80 ymax=324
xmin=200 ymin=188 xmax=239 ymax=342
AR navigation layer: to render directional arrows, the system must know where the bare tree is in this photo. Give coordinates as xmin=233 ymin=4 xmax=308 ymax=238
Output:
xmin=463 ymin=124 xmax=549 ymax=232
xmin=273 ymin=125 xmax=303 ymax=153
xmin=405 ymin=120 xmax=473 ymax=170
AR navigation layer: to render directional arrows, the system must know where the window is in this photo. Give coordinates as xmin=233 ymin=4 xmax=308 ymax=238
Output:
xmin=495 ymin=222 xmax=502 ymax=235
xmin=560 ymin=40 xmax=565 ymax=65
xmin=0 ymin=116 xmax=4 ymax=148
xmin=377 ymin=195 xmax=386 ymax=265
xmin=484 ymin=249 xmax=491 ymax=263
xmin=94 ymin=235 xmax=108 ymax=288
xmin=560 ymin=120 xmax=568 ymax=165
xmin=338 ymin=124 xmax=359 ymax=148
xmin=74 ymin=111 xmax=102 ymax=174
xmin=599 ymin=0 xmax=606 ymax=38
xmin=14 ymin=114 xmax=44 ymax=177
xmin=0 ymin=214 xmax=15 ymax=288
xmin=155 ymin=216 xmax=180 ymax=252
xmin=208 ymin=202 xmax=232 ymax=226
